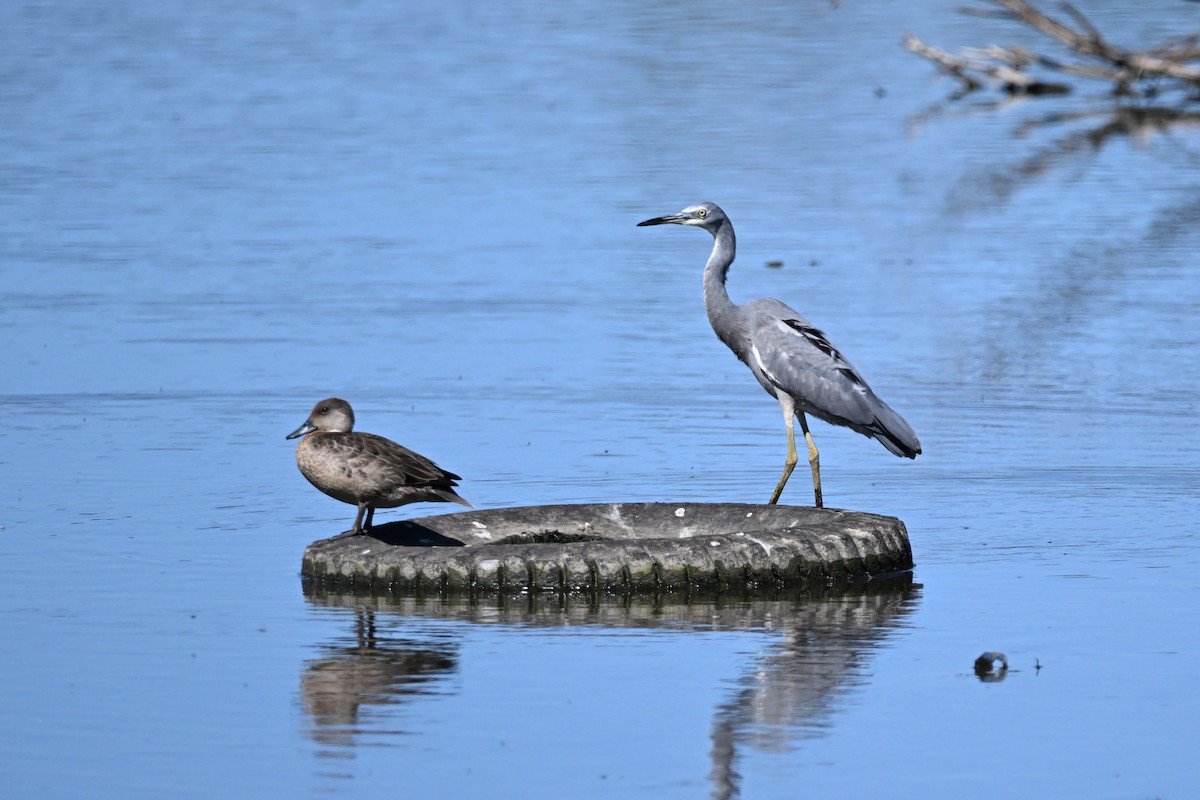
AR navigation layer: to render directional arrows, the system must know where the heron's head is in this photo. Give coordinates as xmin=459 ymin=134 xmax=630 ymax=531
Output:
xmin=287 ymin=397 xmax=355 ymax=439
xmin=637 ymin=202 xmax=727 ymax=232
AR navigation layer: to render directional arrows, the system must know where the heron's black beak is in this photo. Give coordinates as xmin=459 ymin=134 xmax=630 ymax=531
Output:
xmin=286 ymin=420 xmax=317 ymax=440
xmin=637 ymin=213 xmax=686 ymax=227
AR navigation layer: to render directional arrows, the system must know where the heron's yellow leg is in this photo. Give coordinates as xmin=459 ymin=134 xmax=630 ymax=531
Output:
xmin=798 ymin=413 xmax=822 ymax=508
xmin=769 ymin=401 xmax=799 ymax=505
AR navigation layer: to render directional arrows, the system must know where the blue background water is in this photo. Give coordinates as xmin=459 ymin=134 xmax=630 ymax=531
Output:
xmin=2 ymin=1 xmax=1199 ymax=797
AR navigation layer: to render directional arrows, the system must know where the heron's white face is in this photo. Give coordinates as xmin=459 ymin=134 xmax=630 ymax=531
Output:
xmin=636 ymin=201 xmax=725 ymax=230
xmin=678 ymin=205 xmax=712 ymax=225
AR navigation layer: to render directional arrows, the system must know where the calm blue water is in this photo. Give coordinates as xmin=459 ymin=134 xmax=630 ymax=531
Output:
xmin=3 ymin=1 xmax=1199 ymax=797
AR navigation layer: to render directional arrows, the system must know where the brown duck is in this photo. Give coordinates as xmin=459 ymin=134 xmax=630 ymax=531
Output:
xmin=287 ymin=397 xmax=471 ymax=536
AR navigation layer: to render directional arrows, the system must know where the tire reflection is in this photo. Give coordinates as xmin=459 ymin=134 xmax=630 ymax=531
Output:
xmin=302 ymin=577 xmax=920 ymax=797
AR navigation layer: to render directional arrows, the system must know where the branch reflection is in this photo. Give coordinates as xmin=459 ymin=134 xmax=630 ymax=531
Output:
xmin=910 ymin=100 xmax=1200 ymax=212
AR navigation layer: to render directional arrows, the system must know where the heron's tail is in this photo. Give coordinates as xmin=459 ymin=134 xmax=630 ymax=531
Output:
xmin=866 ymin=399 xmax=921 ymax=459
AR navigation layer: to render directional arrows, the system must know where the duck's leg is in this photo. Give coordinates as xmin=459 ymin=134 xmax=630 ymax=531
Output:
xmin=332 ymin=503 xmax=370 ymax=539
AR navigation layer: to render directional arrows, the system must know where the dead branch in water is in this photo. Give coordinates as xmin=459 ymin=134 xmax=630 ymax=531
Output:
xmin=907 ymin=0 xmax=1200 ymax=100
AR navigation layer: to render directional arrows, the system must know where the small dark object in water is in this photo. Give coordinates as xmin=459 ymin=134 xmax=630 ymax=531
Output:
xmin=974 ymin=651 xmax=1009 ymax=681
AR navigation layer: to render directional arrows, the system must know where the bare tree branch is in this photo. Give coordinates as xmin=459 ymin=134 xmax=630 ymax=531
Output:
xmin=904 ymin=34 xmax=1069 ymax=94
xmin=909 ymin=0 xmax=1200 ymax=100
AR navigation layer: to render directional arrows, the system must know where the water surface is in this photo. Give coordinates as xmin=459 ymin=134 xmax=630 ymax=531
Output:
xmin=2 ymin=1 xmax=1198 ymax=797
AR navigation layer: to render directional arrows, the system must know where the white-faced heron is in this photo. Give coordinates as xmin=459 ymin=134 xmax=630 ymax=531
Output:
xmin=637 ymin=202 xmax=920 ymax=507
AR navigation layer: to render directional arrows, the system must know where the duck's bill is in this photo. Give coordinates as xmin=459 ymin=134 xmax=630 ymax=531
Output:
xmin=286 ymin=420 xmax=317 ymax=440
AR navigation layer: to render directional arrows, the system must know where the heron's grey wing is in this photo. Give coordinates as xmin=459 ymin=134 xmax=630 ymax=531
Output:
xmin=743 ymin=300 xmax=920 ymax=457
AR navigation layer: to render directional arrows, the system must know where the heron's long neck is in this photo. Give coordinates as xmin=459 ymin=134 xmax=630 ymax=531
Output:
xmin=703 ymin=220 xmax=740 ymax=348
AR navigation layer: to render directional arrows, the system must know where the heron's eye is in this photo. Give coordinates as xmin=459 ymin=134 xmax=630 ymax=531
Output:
xmin=696 ymin=208 xmax=707 ymax=218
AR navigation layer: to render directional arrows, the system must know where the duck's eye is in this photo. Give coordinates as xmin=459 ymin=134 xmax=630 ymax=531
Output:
xmin=696 ymin=208 xmax=707 ymax=218
xmin=319 ymin=406 xmax=329 ymax=414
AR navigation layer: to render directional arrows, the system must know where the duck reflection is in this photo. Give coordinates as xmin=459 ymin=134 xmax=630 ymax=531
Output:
xmin=301 ymin=607 xmax=460 ymax=749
